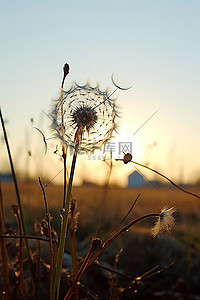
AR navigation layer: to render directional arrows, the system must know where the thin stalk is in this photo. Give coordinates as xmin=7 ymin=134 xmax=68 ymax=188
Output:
xmin=53 ymin=149 xmax=78 ymax=300
xmin=64 ymin=213 xmax=159 ymax=299
xmin=70 ymin=231 xmax=78 ymax=278
xmin=11 ymin=205 xmax=25 ymax=300
xmin=70 ymin=229 xmax=79 ymax=300
xmin=60 ymin=69 xmax=69 ymax=210
xmin=69 ymin=199 xmax=79 ymax=300
xmin=89 ymin=214 xmax=158 ymax=268
xmin=95 ymin=153 xmax=113 ymax=236
xmin=60 ymin=74 xmax=68 ymax=209
xmin=0 ymin=234 xmax=58 ymax=243
xmin=0 ymin=183 xmax=10 ymax=300
xmin=126 ymin=159 xmax=200 ymax=200
xmin=0 ymin=108 xmax=38 ymax=298
xmin=104 ymin=193 xmax=141 ymax=240
xmin=0 ymin=108 xmax=31 ymax=256
xmin=36 ymin=240 xmax=41 ymax=292
xmin=62 ymin=149 xmax=67 ymax=208
xmin=64 ymin=238 xmax=102 ymax=300
xmin=38 ymin=177 xmax=54 ymax=300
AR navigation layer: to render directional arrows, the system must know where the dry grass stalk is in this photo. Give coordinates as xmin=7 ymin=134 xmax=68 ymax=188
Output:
xmin=0 ymin=183 xmax=10 ymax=300
xmin=38 ymin=177 xmax=54 ymax=300
xmin=11 ymin=204 xmax=25 ymax=300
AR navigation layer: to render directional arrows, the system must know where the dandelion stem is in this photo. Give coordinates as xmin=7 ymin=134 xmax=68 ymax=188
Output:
xmin=60 ymin=69 xmax=68 ymax=209
xmin=53 ymin=149 xmax=78 ymax=300
xmin=62 ymin=149 xmax=67 ymax=208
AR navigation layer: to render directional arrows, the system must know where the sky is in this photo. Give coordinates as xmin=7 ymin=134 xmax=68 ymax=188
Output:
xmin=0 ymin=0 xmax=200 ymax=186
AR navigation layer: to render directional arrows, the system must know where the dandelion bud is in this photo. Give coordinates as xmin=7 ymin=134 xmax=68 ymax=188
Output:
xmin=61 ymin=63 xmax=70 ymax=88
xmin=63 ymin=63 xmax=70 ymax=77
xmin=123 ymin=152 xmax=132 ymax=164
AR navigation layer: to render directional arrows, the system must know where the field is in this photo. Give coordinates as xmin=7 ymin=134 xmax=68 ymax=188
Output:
xmin=1 ymin=182 xmax=200 ymax=299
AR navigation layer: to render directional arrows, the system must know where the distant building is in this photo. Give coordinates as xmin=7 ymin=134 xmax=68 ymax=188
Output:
xmin=0 ymin=173 xmax=13 ymax=183
xmin=128 ymin=171 xmax=144 ymax=188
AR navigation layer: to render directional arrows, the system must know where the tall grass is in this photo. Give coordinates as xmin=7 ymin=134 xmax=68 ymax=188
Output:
xmin=0 ymin=107 xmax=38 ymax=298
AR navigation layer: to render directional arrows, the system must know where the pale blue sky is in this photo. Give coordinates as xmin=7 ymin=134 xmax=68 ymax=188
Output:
xmin=1 ymin=1 xmax=200 ymax=185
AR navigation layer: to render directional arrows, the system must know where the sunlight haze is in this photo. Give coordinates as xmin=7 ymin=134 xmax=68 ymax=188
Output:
xmin=0 ymin=0 xmax=200 ymax=186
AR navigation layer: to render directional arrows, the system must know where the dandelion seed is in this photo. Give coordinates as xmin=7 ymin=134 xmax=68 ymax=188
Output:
xmin=152 ymin=207 xmax=176 ymax=237
xmin=50 ymin=82 xmax=119 ymax=152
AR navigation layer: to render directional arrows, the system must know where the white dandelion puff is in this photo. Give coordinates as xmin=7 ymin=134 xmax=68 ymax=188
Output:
xmin=152 ymin=207 xmax=176 ymax=237
xmin=50 ymin=82 xmax=119 ymax=152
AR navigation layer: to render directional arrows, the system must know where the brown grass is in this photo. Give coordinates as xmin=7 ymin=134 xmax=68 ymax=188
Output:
xmin=1 ymin=182 xmax=200 ymax=298
xmin=2 ymin=182 xmax=200 ymax=230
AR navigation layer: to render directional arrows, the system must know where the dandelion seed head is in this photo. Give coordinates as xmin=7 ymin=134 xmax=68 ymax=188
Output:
xmin=72 ymin=105 xmax=97 ymax=130
xmin=152 ymin=207 xmax=176 ymax=237
xmin=51 ymin=82 xmax=118 ymax=152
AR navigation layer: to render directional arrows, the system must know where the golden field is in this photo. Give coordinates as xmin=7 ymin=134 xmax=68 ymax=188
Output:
xmin=1 ymin=182 xmax=200 ymax=298
xmin=1 ymin=182 xmax=200 ymax=233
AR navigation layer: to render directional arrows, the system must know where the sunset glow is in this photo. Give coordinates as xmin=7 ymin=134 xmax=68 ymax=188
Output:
xmin=0 ymin=1 xmax=200 ymax=186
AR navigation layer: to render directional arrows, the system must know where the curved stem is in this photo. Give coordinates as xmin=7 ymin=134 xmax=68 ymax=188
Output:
xmin=89 ymin=213 xmax=158 ymax=268
xmin=131 ymin=160 xmax=200 ymax=200
xmin=64 ymin=213 xmax=159 ymax=299
xmin=116 ymin=158 xmax=200 ymax=200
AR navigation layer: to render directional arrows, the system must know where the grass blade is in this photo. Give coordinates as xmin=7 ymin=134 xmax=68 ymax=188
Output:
xmin=0 ymin=107 xmax=38 ymax=298
xmin=0 ymin=183 xmax=10 ymax=300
